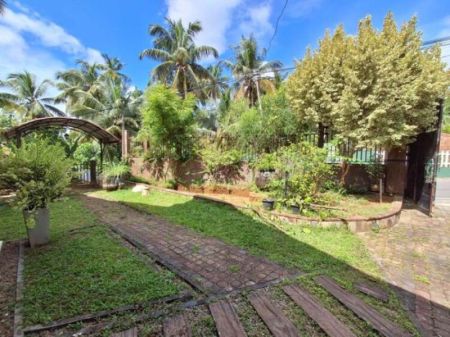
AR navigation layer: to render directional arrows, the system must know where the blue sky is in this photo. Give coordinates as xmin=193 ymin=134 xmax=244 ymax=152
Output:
xmin=1 ymin=0 xmax=449 ymax=90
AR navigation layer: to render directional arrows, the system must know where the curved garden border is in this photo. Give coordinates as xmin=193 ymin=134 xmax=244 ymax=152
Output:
xmin=128 ymin=183 xmax=403 ymax=233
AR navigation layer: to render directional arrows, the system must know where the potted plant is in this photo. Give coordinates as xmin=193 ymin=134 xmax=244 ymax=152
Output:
xmin=262 ymin=198 xmax=275 ymax=210
xmin=0 ymin=139 xmax=73 ymax=247
xmin=102 ymin=162 xmax=130 ymax=191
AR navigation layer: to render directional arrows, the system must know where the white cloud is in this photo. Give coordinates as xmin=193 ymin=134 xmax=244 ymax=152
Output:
xmin=0 ymin=3 xmax=103 ymax=82
xmin=238 ymin=2 xmax=273 ymax=40
xmin=165 ymin=0 xmax=275 ymax=54
xmin=166 ymin=0 xmax=243 ymax=53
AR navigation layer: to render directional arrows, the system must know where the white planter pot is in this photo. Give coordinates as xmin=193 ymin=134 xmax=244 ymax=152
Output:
xmin=23 ymin=208 xmax=50 ymax=247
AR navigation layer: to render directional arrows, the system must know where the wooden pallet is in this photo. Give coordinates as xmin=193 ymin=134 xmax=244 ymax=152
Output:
xmin=283 ymin=284 xmax=357 ymax=337
xmin=209 ymin=299 xmax=247 ymax=337
xmin=249 ymin=291 xmax=300 ymax=337
xmin=111 ymin=327 xmax=137 ymax=337
xmin=316 ymin=276 xmax=412 ymax=337
xmin=164 ymin=314 xmax=191 ymax=337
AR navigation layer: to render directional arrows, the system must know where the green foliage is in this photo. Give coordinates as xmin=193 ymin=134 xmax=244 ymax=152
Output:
xmin=140 ymin=84 xmax=197 ymax=162
xmin=0 ymin=138 xmax=73 ymax=210
xmin=221 ymin=88 xmax=301 ymax=154
xmin=254 ymin=152 xmax=277 ymax=171
xmin=269 ymin=142 xmax=335 ymax=204
xmin=73 ymin=142 xmax=99 ymax=164
xmin=102 ymin=161 xmax=130 ymax=179
xmin=287 ymin=13 xmax=449 ymax=148
xmin=200 ymin=142 xmax=242 ymax=183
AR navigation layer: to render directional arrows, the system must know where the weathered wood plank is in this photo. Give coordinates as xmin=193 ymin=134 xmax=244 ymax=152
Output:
xmin=164 ymin=314 xmax=191 ymax=337
xmin=209 ymin=300 xmax=247 ymax=337
xmin=249 ymin=291 xmax=300 ymax=337
xmin=316 ymin=276 xmax=412 ymax=337
xmin=355 ymin=282 xmax=389 ymax=302
xmin=23 ymin=292 xmax=193 ymax=333
xmin=283 ymin=284 xmax=357 ymax=337
xmin=111 ymin=327 xmax=138 ymax=337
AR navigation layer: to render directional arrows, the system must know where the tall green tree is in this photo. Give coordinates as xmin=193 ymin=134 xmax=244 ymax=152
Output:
xmin=140 ymin=18 xmax=218 ymax=99
xmin=139 ymin=84 xmax=196 ymax=162
xmin=70 ymin=76 xmax=142 ymax=137
xmin=0 ymin=72 xmax=64 ymax=121
xmin=231 ymin=36 xmax=282 ymax=108
xmin=287 ymin=13 xmax=448 ymax=149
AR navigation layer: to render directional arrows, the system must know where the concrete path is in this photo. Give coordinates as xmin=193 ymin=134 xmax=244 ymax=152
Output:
xmin=79 ymin=194 xmax=296 ymax=295
xmin=359 ymin=206 xmax=450 ymax=337
xmin=435 ymin=178 xmax=450 ymax=206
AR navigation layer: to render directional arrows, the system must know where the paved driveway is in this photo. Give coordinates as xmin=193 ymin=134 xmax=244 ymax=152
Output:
xmin=435 ymin=178 xmax=450 ymax=206
xmin=359 ymin=206 xmax=450 ymax=337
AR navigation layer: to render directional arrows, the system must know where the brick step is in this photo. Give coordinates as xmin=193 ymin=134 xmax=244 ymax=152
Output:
xmin=283 ymin=284 xmax=357 ymax=337
xmin=164 ymin=314 xmax=191 ymax=337
xmin=316 ymin=276 xmax=412 ymax=337
xmin=249 ymin=291 xmax=300 ymax=337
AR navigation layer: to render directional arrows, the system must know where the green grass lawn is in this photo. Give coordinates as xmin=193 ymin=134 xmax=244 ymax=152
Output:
xmin=91 ymin=188 xmax=418 ymax=336
xmin=0 ymin=197 xmax=183 ymax=326
xmin=92 ymin=189 xmax=379 ymax=276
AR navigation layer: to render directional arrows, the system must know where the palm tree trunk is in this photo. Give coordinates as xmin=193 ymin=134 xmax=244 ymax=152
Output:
xmin=255 ymin=78 xmax=262 ymax=112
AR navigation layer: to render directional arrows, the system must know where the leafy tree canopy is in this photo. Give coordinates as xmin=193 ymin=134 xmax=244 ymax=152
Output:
xmin=287 ymin=13 xmax=449 ymax=148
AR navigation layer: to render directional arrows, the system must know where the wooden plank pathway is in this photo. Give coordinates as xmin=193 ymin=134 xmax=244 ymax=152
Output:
xmin=283 ymin=284 xmax=357 ymax=337
xmin=164 ymin=314 xmax=191 ymax=337
xmin=249 ymin=291 xmax=300 ymax=337
xmin=283 ymin=285 xmax=356 ymax=337
xmin=209 ymin=300 xmax=247 ymax=337
xmin=354 ymin=282 xmax=389 ymax=302
xmin=316 ymin=276 xmax=413 ymax=337
xmin=111 ymin=327 xmax=137 ymax=337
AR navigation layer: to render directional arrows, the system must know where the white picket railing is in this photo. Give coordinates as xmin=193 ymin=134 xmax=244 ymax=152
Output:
xmin=438 ymin=151 xmax=450 ymax=168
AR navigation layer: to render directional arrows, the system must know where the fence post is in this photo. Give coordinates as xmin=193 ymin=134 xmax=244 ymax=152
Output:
xmin=90 ymin=160 xmax=97 ymax=186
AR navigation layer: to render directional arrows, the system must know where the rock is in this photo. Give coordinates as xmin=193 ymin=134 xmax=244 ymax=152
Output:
xmin=132 ymin=184 xmax=149 ymax=193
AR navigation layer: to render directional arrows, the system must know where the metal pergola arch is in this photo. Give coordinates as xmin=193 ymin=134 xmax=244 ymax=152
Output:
xmin=2 ymin=117 xmax=121 ymax=170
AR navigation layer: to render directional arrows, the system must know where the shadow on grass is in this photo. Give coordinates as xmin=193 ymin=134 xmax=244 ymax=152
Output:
xmin=83 ymin=188 xmax=450 ymax=337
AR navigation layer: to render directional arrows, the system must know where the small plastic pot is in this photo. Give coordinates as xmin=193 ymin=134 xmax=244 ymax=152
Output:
xmin=290 ymin=204 xmax=301 ymax=214
xmin=262 ymin=199 xmax=275 ymax=210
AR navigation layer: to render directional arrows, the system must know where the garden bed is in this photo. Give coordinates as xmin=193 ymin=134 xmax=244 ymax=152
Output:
xmin=144 ymin=183 xmax=401 ymax=231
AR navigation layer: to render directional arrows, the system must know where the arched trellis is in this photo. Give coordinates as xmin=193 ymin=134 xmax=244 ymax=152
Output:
xmin=2 ymin=117 xmax=120 ymax=171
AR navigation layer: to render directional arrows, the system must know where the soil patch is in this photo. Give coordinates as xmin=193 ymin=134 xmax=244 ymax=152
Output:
xmin=0 ymin=242 xmax=19 ymax=337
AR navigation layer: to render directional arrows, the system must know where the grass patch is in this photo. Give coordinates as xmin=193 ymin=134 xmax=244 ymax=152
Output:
xmin=92 ymin=189 xmax=378 ymax=276
xmin=91 ymin=188 xmax=418 ymax=335
xmin=0 ymin=197 xmax=182 ymax=326
xmin=0 ymin=197 xmax=98 ymax=241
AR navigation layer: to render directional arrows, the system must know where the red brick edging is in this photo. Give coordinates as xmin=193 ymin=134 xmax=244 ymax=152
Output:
xmin=130 ymin=183 xmax=403 ymax=233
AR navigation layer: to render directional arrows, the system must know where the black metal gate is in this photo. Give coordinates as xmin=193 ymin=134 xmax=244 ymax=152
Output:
xmin=404 ymin=101 xmax=444 ymax=214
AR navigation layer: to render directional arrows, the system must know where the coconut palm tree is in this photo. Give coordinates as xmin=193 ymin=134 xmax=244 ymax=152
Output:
xmin=70 ymin=76 xmax=142 ymax=137
xmin=55 ymin=60 xmax=102 ymax=109
xmin=231 ymin=36 xmax=282 ymax=108
xmin=0 ymin=71 xmax=64 ymax=121
xmin=99 ymin=54 xmax=128 ymax=82
xmin=140 ymin=18 xmax=219 ymax=98
xmin=204 ymin=62 xmax=229 ymax=101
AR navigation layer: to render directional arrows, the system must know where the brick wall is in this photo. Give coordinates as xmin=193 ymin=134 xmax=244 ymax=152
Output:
xmin=440 ymin=133 xmax=450 ymax=151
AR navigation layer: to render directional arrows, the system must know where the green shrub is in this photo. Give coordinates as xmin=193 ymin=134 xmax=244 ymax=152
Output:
xmin=102 ymin=162 xmax=130 ymax=180
xmin=269 ymin=142 xmax=334 ymax=205
xmin=200 ymin=143 xmax=242 ymax=183
xmin=0 ymin=139 xmax=73 ymax=211
xmin=73 ymin=142 xmax=99 ymax=165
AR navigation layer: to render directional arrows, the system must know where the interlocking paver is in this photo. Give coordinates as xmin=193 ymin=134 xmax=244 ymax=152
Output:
xmin=80 ymin=194 xmax=296 ymax=294
xmin=359 ymin=205 xmax=450 ymax=337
